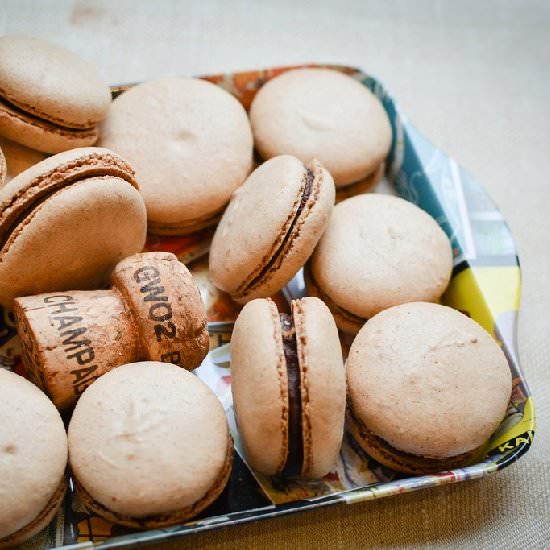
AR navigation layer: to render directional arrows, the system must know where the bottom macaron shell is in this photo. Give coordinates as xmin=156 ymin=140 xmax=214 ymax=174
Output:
xmin=304 ymin=266 xmax=365 ymax=334
xmin=147 ymin=208 xmax=223 ymax=236
xmin=334 ymin=162 xmax=384 ymax=203
xmin=74 ymin=436 xmax=233 ymax=529
xmin=0 ymin=176 xmax=146 ymax=307
xmin=0 ymin=100 xmax=99 ymax=154
xmin=346 ymin=404 xmax=478 ymax=475
xmin=0 ymin=476 xmax=66 ymax=550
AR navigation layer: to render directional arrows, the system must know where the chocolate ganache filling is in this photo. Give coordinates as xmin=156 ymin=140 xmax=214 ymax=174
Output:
xmin=280 ymin=313 xmax=304 ymax=476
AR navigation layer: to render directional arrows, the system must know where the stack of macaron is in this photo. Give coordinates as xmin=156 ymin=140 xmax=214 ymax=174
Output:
xmin=0 ymin=33 xmax=514 ymax=546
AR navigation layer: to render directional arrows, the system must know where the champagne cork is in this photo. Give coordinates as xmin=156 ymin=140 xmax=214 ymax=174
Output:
xmin=14 ymin=252 xmax=209 ymax=409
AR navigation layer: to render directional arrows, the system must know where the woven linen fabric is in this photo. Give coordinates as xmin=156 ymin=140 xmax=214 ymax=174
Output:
xmin=3 ymin=1 xmax=549 ymax=548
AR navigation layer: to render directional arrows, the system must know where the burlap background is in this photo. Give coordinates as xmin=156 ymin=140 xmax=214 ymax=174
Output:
xmin=2 ymin=1 xmax=548 ymax=547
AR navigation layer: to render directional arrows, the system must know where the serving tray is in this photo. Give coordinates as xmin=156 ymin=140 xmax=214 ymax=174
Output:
xmin=0 ymin=64 xmax=535 ymax=550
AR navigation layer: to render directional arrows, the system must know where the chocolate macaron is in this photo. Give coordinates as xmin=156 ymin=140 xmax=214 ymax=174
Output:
xmin=0 ymin=147 xmax=147 ymax=308
xmin=250 ymin=68 xmax=392 ymax=193
xmin=0 ymin=36 xmax=111 ymax=153
xmin=231 ymin=297 xmax=346 ymax=478
xmin=307 ymin=194 xmax=453 ymax=333
xmin=100 ymin=77 xmax=253 ymax=235
xmin=346 ymin=302 xmax=512 ymax=474
xmin=68 ymin=362 xmax=233 ymax=528
xmin=0 ymin=369 xmax=67 ymax=548
xmin=209 ymin=155 xmax=335 ymax=303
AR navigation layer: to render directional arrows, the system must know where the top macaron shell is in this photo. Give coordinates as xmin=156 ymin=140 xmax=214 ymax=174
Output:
xmin=250 ymin=68 xmax=392 ymax=187
xmin=230 ymin=299 xmax=289 ymax=475
xmin=0 ymin=147 xmax=147 ymax=307
xmin=346 ymin=302 xmax=512 ymax=458
xmin=68 ymin=362 xmax=230 ymax=518
xmin=100 ymin=78 xmax=253 ymax=232
xmin=309 ymin=194 xmax=453 ymax=324
xmin=0 ymin=36 xmax=111 ymax=129
xmin=0 ymin=369 xmax=67 ymax=540
xmin=209 ymin=155 xmax=335 ymax=302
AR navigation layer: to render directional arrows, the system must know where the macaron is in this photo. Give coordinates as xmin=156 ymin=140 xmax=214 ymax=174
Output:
xmin=0 ymin=369 xmax=68 ymax=548
xmin=231 ymin=297 xmax=346 ymax=478
xmin=0 ymin=136 xmax=46 ymax=184
xmin=0 ymin=35 xmax=111 ymax=153
xmin=68 ymin=362 xmax=232 ymax=528
xmin=0 ymin=147 xmax=147 ymax=308
xmin=249 ymin=68 xmax=392 ymax=189
xmin=306 ymin=194 xmax=453 ymax=333
xmin=100 ymin=77 xmax=253 ymax=235
xmin=209 ymin=155 xmax=335 ymax=304
xmin=346 ymin=302 xmax=512 ymax=474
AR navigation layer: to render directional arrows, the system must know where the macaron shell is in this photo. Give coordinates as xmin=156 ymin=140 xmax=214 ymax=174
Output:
xmin=0 ymin=136 xmax=46 ymax=183
xmin=68 ymin=362 xmax=231 ymax=518
xmin=304 ymin=266 xmax=364 ymax=335
xmin=335 ymin=162 xmax=385 ymax=203
xmin=0 ymin=476 xmax=66 ymax=549
xmin=100 ymin=78 xmax=253 ymax=229
xmin=230 ymin=299 xmax=289 ymax=475
xmin=209 ymin=156 xmax=335 ymax=302
xmin=0 ymin=35 xmax=111 ymax=128
xmin=310 ymin=194 xmax=453 ymax=323
xmin=293 ymin=297 xmax=346 ymax=478
xmin=250 ymin=68 xmax=392 ymax=187
xmin=146 ymin=209 xmax=222 ymax=236
xmin=0 ymin=176 xmax=146 ymax=306
xmin=73 ymin=436 xmax=233 ymax=529
xmin=0 ymin=147 xmax=138 ymax=223
xmin=0 ymin=102 xmax=98 ymax=153
xmin=345 ymin=409 xmax=478 ymax=475
xmin=0 ymin=369 xmax=67 ymax=541
xmin=210 ymin=156 xmax=306 ymax=293
xmin=346 ymin=302 xmax=512 ymax=458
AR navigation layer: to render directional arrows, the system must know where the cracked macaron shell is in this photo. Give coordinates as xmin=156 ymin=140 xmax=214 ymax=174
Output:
xmin=0 ymin=147 xmax=147 ymax=307
xmin=250 ymin=68 xmax=392 ymax=188
xmin=100 ymin=77 xmax=253 ymax=234
xmin=346 ymin=302 xmax=513 ymax=459
xmin=209 ymin=155 xmax=335 ymax=303
xmin=230 ymin=297 xmax=345 ymax=478
xmin=0 ymin=369 xmax=67 ymax=544
xmin=68 ymin=362 xmax=231 ymax=520
xmin=308 ymin=194 xmax=453 ymax=331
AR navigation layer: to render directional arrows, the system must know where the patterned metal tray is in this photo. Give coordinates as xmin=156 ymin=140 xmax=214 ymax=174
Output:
xmin=0 ymin=64 xmax=535 ymax=550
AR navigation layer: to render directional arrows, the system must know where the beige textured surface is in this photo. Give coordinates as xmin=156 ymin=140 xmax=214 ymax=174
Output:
xmin=1 ymin=0 xmax=548 ymax=547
